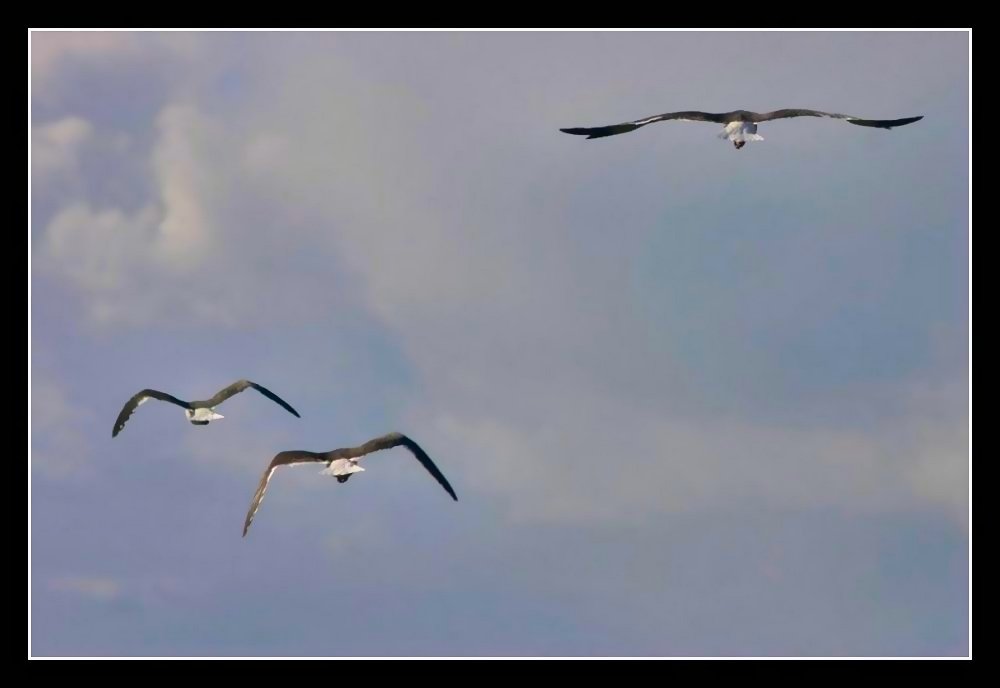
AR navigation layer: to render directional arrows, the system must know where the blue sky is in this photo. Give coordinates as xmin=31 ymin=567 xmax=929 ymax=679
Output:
xmin=30 ymin=30 xmax=969 ymax=656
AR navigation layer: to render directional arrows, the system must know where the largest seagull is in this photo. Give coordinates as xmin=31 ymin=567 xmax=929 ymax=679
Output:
xmin=242 ymin=432 xmax=457 ymax=537
xmin=112 ymin=379 xmax=300 ymax=437
xmin=561 ymin=108 xmax=923 ymax=149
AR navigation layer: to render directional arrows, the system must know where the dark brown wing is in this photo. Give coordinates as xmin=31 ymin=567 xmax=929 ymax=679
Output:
xmin=242 ymin=451 xmax=327 ymax=537
xmin=111 ymin=389 xmax=191 ymax=437
xmin=753 ymin=109 xmax=923 ymax=129
xmin=333 ymin=432 xmax=458 ymax=501
xmin=561 ymin=111 xmax=730 ymax=139
xmin=202 ymin=379 xmax=300 ymax=417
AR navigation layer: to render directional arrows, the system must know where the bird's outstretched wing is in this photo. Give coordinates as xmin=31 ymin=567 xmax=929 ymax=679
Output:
xmin=331 ymin=432 xmax=458 ymax=502
xmin=242 ymin=451 xmax=327 ymax=537
xmin=561 ymin=111 xmax=730 ymax=139
xmin=112 ymin=389 xmax=191 ymax=438
xmin=752 ymin=109 xmax=923 ymax=129
xmin=203 ymin=380 xmax=301 ymax=417
xmin=242 ymin=435 xmax=457 ymax=537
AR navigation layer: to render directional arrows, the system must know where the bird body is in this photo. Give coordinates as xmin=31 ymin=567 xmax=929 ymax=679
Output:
xmin=186 ymin=407 xmax=225 ymax=424
xmin=321 ymin=458 xmax=366 ymax=482
xmin=718 ymin=120 xmax=763 ymax=149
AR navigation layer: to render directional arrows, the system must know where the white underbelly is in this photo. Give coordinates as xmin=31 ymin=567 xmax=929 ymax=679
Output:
xmin=189 ymin=407 xmax=222 ymax=421
xmin=719 ymin=121 xmax=761 ymax=141
xmin=322 ymin=459 xmax=365 ymax=476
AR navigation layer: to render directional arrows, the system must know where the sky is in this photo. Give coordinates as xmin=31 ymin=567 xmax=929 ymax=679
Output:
xmin=29 ymin=30 xmax=969 ymax=657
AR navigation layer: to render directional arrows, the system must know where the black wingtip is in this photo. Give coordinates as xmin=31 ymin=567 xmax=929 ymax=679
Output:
xmin=889 ymin=115 xmax=924 ymax=129
xmin=560 ymin=127 xmax=604 ymax=139
xmin=560 ymin=124 xmax=639 ymax=139
xmin=848 ymin=115 xmax=925 ymax=130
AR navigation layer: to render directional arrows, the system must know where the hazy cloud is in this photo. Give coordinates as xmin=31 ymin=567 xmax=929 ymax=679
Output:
xmin=30 ymin=368 xmax=93 ymax=480
xmin=49 ymin=576 xmax=120 ymax=602
xmin=31 ymin=32 xmax=137 ymax=85
xmin=32 ymin=116 xmax=93 ymax=184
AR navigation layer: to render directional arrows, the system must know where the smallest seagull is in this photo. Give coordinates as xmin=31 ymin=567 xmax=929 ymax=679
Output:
xmin=112 ymin=379 xmax=300 ymax=437
xmin=242 ymin=432 xmax=457 ymax=537
xmin=560 ymin=108 xmax=923 ymax=150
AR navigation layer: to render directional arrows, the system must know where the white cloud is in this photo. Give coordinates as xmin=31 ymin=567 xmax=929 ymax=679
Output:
xmin=49 ymin=576 xmax=120 ymax=602
xmin=46 ymin=574 xmax=186 ymax=607
xmin=895 ymin=381 xmax=969 ymax=526
xmin=243 ymin=134 xmax=290 ymax=176
xmin=423 ymin=377 xmax=967 ymax=528
xmin=32 ymin=117 xmax=93 ymax=185
xmin=45 ymin=202 xmax=154 ymax=292
xmin=149 ymin=105 xmax=217 ymax=268
xmin=31 ymin=31 xmax=136 ymax=84
xmin=37 ymin=105 xmax=229 ymax=324
xmin=36 ymin=97 xmax=349 ymax=327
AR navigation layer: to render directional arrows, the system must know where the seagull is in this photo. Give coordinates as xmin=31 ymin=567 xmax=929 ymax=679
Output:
xmin=560 ymin=108 xmax=923 ymax=149
xmin=242 ymin=432 xmax=457 ymax=537
xmin=111 ymin=379 xmax=300 ymax=437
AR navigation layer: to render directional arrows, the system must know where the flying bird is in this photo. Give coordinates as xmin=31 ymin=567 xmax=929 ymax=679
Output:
xmin=242 ymin=432 xmax=457 ymax=537
xmin=111 ymin=379 xmax=300 ymax=437
xmin=560 ymin=108 xmax=923 ymax=149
